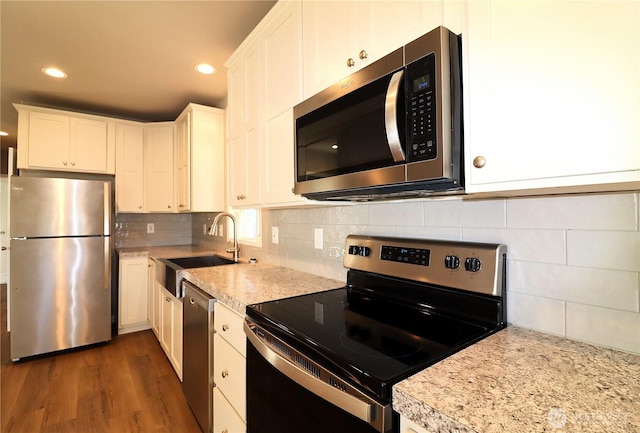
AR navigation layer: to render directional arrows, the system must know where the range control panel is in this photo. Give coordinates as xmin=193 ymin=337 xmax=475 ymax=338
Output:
xmin=344 ymin=235 xmax=507 ymax=297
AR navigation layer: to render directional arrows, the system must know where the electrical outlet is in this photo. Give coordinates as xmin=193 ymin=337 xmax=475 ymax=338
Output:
xmin=218 ymin=224 xmax=223 ymax=237
xmin=147 ymin=223 xmax=155 ymax=234
xmin=314 ymin=228 xmax=323 ymax=249
xmin=272 ymin=227 xmax=279 ymax=244
xmin=203 ymin=223 xmax=207 ymax=235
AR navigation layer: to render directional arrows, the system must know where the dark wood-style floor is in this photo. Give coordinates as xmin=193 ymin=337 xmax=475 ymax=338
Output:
xmin=0 ymin=284 xmax=202 ymax=433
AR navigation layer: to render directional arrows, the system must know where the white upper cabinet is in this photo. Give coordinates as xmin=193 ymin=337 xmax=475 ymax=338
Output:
xmin=263 ymin=0 xmax=303 ymax=119
xmin=115 ymin=122 xmax=145 ymax=213
xmin=144 ymin=123 xmax=175 ymax=212
xmin=14 ymin=104 xmax=115 ymax=174
xmin=463 ymin=0 xmax=640 ymax=193
xmin=175 ymin=103 xmax=225 ymax=212
xmin=227 ymin=39 xmax=261 ymax=207
xmin=302 ymin=1 xmax=464 ymax=99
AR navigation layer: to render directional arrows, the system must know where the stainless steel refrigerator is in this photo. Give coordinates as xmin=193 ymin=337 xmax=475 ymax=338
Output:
xmin=10 ymin=176 xmax=112 ymax=360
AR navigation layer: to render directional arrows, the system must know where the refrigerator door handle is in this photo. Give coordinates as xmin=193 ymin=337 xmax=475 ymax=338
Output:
xmin=103 ymin=182 xmax=111 ymax=236
xmin=104 ymin=237 xmax=110 ymax=290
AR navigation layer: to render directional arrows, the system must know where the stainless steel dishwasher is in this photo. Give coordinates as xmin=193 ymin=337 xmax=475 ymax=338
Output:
xmin=182 ymin=279 xmax=215 ymax=433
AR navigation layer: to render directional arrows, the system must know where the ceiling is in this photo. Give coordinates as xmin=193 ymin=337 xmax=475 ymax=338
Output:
xmin=0 ymin=0 xmax=277 ymax=157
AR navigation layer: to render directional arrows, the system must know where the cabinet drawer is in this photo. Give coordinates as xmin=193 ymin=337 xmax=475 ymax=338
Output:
xmin=214 ymin=334 xmax=246 ymax=420
xmin=213 ymin=387 xmax=246 ymax=433
xmin=215 ymin=302 xmax=246 ymax=357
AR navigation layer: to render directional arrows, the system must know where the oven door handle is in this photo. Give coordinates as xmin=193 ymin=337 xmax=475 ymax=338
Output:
xmin=245 ymin=320 xmax=390 ymax=433
xmin=384 ymin=69 xmax=406 ymax=163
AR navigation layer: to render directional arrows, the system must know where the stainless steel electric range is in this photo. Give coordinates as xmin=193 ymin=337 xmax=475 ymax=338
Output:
xmin=245 ymin=235 xmax=507 ymax=433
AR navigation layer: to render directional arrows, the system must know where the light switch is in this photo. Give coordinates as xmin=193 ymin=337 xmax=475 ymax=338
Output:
xmin=147 ymin=223 xmax=154 ymax=234
xmin=272 ymin=227 xmax=279 ymax=244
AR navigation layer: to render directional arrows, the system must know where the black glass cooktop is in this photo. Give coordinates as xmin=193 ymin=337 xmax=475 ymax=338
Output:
xmin=247 ymin=287 xmax=489 ymax=399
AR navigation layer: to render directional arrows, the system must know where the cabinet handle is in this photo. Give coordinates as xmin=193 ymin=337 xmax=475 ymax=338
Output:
xmin=222 ymin=429 xmax=228 ymax=433
xmin=359 ymin=50 xmax=368 ymax=60
xmin=167 ymin=205 xmax=172 ymax=209
xmin=347 ymin=58 xmax=356 ymax=67
xmin=236 ymin=195 xmax=245 ymax=200
xmin=138 ymin=205 xmax=143 ymax=210
xmin=71 ymin=161 xmax=76 ymax=166
xmin=63 ymin=161 xmax=68 ymax=166
xmin=221 ymin=369 xmax=229 ymax=378
xmin=473 ymin=156 xmax=487 ymax=168
xmin=222 ymin=324 xmax=229 ymax=332
xmin=165 ymin=297 xmax=171 ymax=302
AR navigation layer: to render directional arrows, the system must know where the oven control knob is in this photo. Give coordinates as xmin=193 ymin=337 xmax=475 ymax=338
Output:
xmin=465 ymin=257 xmax=482 ymax=272
xmin=348 ymin=245 xmax=361 ymax=255
xmin=358 ymin=246 xmax=371 ymax=257
xmin=444 ymin=255 xmax=460 ymax=269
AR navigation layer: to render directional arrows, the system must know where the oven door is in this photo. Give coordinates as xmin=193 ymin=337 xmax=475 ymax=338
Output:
xmin=245 ymin=320 xmax=394 ymax=433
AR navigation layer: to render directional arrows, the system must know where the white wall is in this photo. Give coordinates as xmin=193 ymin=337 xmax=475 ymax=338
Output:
xmin=242 ymin=191 xmax=640 ymax=355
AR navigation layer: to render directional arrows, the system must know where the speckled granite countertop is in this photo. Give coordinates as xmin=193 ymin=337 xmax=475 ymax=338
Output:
xmin=117 ymin=245 xmax=343 ymax=315
xmin=184 ymin=264 xmax=343 ymax=314
xmin=393 ymin=326 xmax=640 ymax=433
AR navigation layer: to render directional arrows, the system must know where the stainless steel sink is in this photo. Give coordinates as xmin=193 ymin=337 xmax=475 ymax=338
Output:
xmin=155 ymin=254 xmax=237 ymax=298
xmin=166 ymin=255 xmax=236 ymax=268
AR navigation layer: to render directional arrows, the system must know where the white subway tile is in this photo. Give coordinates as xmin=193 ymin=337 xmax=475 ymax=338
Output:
xmin=566 ymin=303 xmax=640 ymax=353
xmin=464 ymin=228 xmax=566 ymax=264
xmin=368 ymin=201 xmax=423 ymax=226
xmin=422 ymin=197 xmax=506 ymax=228
xmin=509 ymin=261 xmax=639 ymax=312
xmin=507 ymin=292 xmax=565 ymax=335
xmin=567 ymin=230 xmax=640 ymax=271
xmin=506 ymin=192 xmax=638 ymax=230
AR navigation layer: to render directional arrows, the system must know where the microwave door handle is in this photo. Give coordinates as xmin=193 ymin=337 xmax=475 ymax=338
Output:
xmin=384 ymin=69 xmax=406 ymax=162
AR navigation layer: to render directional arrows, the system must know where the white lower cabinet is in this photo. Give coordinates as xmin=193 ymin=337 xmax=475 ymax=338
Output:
xmin=400 ymin=416 xmax=430 ymax=433
xmin=118 ymin=256 xmax=150 ymax=334
xmin=213 ymin=388 xmax=246 ymax=433
xmin=213 ymin=302 xmax=246 ymax=432
xmin=148 ymin=259 xmax=160 ymax=338
xmin=159 ymin=286 xmax=183 ymax=380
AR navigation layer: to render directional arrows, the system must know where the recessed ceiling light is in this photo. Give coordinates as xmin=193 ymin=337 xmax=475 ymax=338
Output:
xmin=42 ymin=67 xmax=68 ymax=78
xmin=195 ymin=63 xmax=216 ymax=75
xmin=0 ymin=131 xmax=8 ymax=137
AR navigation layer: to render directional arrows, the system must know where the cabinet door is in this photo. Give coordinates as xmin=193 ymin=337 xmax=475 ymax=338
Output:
xmin=228 ymin=129 xmax=260 ymax=207
xmin=145 ymin=124 xmax=175 ymax=212
xmin=213 ymin=388 xmax=246 ymax=433
xmin=262 ymin=0 xmax=303 ymax=119
xmin=302 ymin=1 xmax=357 ymax=98
xmin=25 ymin=111 xmax=70 ymax=169
xmin=70 ymin=117 xmax=110 ymax=173
xmin=118 ymin=257 xmax=149 ymax=333
xmin=175 ymin=113 xmax=191 ymax=211
xmin=170 ymin=295 xmax=183 ymax=380
xmin=464 ymin=1 xmax=640 ymax=192
xmin=214 ymin=334 xmax=246 ymax=420
xmin=147 ymin=259 xmax=160 ymax=338
xmin=115 ymin=123 xmax=145 ymax=212
xmin=262 ymin=109 xmax=304 ymax=205
xmin=190 ymin=107 xmax=225 ymax=212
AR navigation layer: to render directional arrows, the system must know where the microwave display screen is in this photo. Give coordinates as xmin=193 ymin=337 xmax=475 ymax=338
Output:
xmin=413 ymin=74 xmax=431 ymax=92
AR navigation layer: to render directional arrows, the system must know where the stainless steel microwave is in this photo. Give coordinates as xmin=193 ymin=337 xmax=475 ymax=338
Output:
xmin=294 ymin=26 xmax=463 ymax=201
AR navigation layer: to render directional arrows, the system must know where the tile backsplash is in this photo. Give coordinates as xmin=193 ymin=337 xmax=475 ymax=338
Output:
xmin=246 ymin=192 xmax=640 ymax=355
xmin=119 ymin=191 xmax=640 ymax=355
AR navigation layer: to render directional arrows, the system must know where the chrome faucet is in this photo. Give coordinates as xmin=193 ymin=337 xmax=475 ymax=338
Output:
xmin=208 ymin=212 xmax=239 ymax=262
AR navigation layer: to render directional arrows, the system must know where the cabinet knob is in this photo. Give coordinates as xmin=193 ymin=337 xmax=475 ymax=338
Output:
xmin=359 ymin=50 xmax=368 ymax=60
xmin=236 ymin=195 xmax=245 ymax=200
xmin=71 ymin=161 xmax=76 ymax=166
xmin=138 ymin=205 xmax=143 ymax=210
xmin=168 ymin=205 xmax=172 ymax=209
xmin=165 ymin=297 xmax=171 ymax=302
xmin=473 ymin=156 xmax=487 ymax=168
xmin=63 ymin=161 xmax=68 ymax=166
xmin=222 ymin=429 xmax=228 ymax=433
xmin=221 ymin=369 xmax=229 ymax=378
xmin=222 ymin=324 xmax=229 ymax=332
xmin=347 ymin=58 xmax=356 ymax=67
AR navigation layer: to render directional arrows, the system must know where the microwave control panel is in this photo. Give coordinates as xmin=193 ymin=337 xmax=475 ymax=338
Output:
xmin=406 ymin=53 xmax=437 ymax=162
